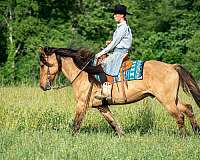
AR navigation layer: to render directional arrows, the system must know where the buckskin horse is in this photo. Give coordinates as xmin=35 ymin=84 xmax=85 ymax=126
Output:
xmin=39 ymin=47 xmax=200 ymax=136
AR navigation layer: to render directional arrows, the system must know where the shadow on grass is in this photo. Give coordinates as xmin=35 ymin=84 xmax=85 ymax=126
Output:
xmin=78 ymin=106 xmax=156 ymax=135
xmin=80 ymin=124 xmax=114 ymax=135
xmin=16 ymin=106 xmax=189 ymax=137
xmin=124 ymin=106 xmax=155 ymax=135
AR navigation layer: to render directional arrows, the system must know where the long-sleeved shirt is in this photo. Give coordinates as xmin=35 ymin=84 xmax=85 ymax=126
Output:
xmin=99 ymin=21 xmax=132 ymax=55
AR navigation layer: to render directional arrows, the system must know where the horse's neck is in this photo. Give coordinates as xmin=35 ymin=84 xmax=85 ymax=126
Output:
xmin=61 ymin=57 xmax=94 ymax=101
xmin=61 ymin=57 xmax=90 ymax=85
xmin=61 ymin=57 xmax=102 ymax=105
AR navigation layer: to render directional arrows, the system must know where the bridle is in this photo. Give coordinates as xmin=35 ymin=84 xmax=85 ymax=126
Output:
xmin=46 ymin=56 xmax=52 ymax=90
xmin=44 ymin=53 xmax=92 ymax=89
xmin=44 ymin=54 xmax=62 ymax=90
xmin=71 ymin=58 xmax=93 ymax=84
xmin=43 ymin=50 xmax=94 ymax=110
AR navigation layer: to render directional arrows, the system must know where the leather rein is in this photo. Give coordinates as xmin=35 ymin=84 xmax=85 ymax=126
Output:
xmin=45 ymin=53 xmax=94 ymax=109
xmin=45 ymin=54 xmax=93 ymax=89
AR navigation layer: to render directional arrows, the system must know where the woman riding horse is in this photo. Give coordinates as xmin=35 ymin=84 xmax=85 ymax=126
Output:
xmin=95 ymin=4 xmax=133 ymax=100
xmin=39 ymin=46 xmax=200 ymax=137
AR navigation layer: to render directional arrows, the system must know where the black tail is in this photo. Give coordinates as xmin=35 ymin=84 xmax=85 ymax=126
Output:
xmin=175 ymin=65 xmax=200 ymax=108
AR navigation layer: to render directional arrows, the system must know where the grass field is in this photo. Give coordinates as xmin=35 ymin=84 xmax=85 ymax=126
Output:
xmin=1 ymin=86 xmax=200 ymax=160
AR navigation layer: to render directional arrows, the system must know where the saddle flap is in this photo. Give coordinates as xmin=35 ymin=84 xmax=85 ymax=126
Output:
xmin=122 ymin=53 xmax=132 ymax=70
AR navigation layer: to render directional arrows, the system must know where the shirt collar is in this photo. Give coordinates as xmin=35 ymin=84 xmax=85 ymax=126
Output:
xmin=117 ymin=21 xmax=126 ymax=27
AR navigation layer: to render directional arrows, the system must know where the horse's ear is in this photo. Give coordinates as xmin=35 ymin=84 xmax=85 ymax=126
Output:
xmin=38 ymin=47 xmax=44 ymax=54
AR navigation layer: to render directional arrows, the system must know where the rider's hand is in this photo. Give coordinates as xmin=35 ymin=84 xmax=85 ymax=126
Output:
xmin=106 ymin=40 xmax=112 ymax=45
xmin=95 ymin=52 xmax=105 ymax=59
xmin=97 ymin=54 xmax=107 ymax=64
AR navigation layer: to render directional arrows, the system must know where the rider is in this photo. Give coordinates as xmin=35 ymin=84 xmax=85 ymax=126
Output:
xmin=95 ymin=4 xmax=133 ymax=100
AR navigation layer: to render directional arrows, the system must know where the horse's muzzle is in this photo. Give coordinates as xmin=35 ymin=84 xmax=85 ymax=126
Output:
xmin=40 ymin=83 xmax=51 ymax=91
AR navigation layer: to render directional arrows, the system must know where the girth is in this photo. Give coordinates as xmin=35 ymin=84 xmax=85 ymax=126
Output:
xmin=100 ymin=54 xmax=132 ymax=84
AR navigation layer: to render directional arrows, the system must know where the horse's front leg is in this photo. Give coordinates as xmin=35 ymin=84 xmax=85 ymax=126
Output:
xmin=98 ymin=105 xmax=125 ymax=137
xmin=72 ymin=101 xmax=87 ymax=134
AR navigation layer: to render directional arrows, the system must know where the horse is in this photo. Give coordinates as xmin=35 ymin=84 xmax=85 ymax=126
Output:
xmin=39 ymin=47 xmax=200 ymax=136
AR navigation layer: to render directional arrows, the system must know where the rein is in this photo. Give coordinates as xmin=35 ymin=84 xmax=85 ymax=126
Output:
xmin=46 ymin=56 xmax=51 ymax=89
xmin=45 ymin=53 xmax=93 ymax=89
xmin=45 ymin=54 xmax=63 ymax=90
xmin=71 ymin=58 xmax=93 ymax=84
xmin=43 ymin=50 xmax=94 ymax=111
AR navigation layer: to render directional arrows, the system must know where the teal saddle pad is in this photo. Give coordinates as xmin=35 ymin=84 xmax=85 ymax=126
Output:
xmin=95 ymin=60 xmax=144 ymax=82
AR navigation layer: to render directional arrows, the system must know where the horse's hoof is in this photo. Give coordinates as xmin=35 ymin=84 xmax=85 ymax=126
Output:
xmin=71 ymin=130 xmax=80 ymax=136
xmin=192 ymin=125 xmax=200 ymax=135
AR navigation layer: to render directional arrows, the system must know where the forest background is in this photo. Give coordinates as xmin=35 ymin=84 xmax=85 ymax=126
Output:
xmin=0 ymin=0 xmax=200 ymax=85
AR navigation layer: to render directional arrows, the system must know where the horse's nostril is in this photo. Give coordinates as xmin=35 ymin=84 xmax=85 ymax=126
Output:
xmin=40 ymin=82 xmax=51 ymax=91
xmin=40 ymin=85 xmax=51 ymax=91
xmin=40 ymin=85 xmax=47 ymax=91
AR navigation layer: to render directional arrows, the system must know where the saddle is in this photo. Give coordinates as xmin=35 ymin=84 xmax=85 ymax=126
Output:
xmin=97 ymin=53 xmax=132 ymax=102
xmin=104 ymin=53 xmax=132 ymax=84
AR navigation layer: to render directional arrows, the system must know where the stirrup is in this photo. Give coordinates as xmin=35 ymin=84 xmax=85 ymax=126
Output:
xmin=95 ymin=82 xmax=112 ymax=101
xmin=95 ymin=94 xmax=112 ymax=101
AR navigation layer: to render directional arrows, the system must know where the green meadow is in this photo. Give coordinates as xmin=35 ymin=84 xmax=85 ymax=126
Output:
xmin=1 ymin=86 xmax=200 ymax=160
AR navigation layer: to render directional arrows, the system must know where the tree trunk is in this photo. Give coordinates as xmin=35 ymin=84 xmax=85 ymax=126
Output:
xmin=4 ymin=7 xmax=20 ymax=81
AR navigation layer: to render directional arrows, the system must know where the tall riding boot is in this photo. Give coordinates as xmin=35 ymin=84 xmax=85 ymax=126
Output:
xmin=95 ymin=81 xmax=112 ymax=101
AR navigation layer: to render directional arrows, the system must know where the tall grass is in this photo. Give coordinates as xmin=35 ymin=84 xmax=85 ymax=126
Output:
xmin=0 ymin=86 xmax=200 ymax=159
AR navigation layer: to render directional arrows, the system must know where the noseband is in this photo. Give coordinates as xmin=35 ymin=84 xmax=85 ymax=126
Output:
xmin=44 ymin=52 xmax=92 ymax=89
xmin=45 ymin=54 xmax=62 ymax=90
xmin=46 ymin=56 xmax=52 ymax=90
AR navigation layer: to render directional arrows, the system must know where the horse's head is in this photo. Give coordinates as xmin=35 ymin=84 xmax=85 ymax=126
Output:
xmin=39 ymin=47 xmax=61 ymax=91
xmin=39 ymin=46 xmax=99 ymax=90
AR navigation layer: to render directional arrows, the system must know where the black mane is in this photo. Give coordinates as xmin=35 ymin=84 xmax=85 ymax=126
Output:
xmin=42 ymin=47 xmax=102 ymax=74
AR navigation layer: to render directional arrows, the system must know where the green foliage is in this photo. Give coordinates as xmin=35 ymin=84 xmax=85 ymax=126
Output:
xmin=1 ymin=0 xmax=200 ymax=85
xmin=0 ymin=24 xmax=7 ymax=65
xmin=75 ymin=0 xmax=116 ymax=41
xmin=184 ymin=30 xmax=200 ymax=78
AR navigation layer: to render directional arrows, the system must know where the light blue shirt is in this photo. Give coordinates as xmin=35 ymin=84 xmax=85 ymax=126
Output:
xmin=99 ymin=21 xmax=132 ymax=55
xmin=95 ymin=20 xmax=132 ymax=76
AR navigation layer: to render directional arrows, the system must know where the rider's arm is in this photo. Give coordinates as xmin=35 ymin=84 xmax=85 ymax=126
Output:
xmin=97 ymin=25 xmax=127 ymax=57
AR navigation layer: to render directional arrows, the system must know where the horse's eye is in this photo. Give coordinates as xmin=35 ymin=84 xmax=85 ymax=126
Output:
xmin=40 ymin=62 xmax=44 ymax=67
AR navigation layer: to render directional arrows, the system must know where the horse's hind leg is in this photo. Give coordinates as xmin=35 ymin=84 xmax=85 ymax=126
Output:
xmin=177 ymin=101 xmax=200 ymax=134
xmin=98 ymin=105 xmax=125 ymax=137
xmin=160 ymin=100 xmax=186 ymax=135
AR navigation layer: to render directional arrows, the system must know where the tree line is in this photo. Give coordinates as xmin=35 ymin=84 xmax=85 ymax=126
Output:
xmin=0 ymin=0 xmax=200 ymax=85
